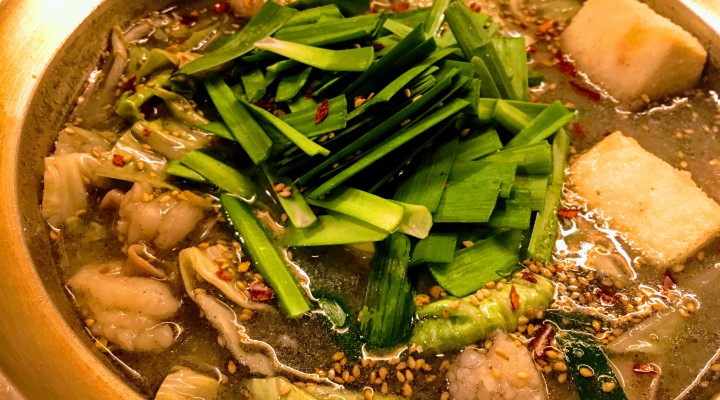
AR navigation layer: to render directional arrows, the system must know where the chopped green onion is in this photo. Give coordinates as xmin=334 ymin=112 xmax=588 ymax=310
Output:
xmin=180 ymin=151 xmax=256 ymax=201
xmin=455 ymin=126 xmax=503 ymax=161
xmin=308 ymin=98 xmax=469 ymax=197
xmin=306 ymin=187 xmax=404 ymax=232
xmin=275 ymin=66 xmax=312 ymax=103
xmin=198 ymin=121 xmax=235 ymax=141
xmin=240 ymin=98 xmax=330 ymax=157
xmin=394 ymin=136 xmax=458 ymax=212
xmin=221 ymin=194 xmax=310 ymax=318
xmin=512 ymin=175 xmax=549 ymax=211
xmin=280 ymin=95 xmax=347 ymax=137
xmin=493 ymin=99 xmax=533 ymax=134
xmin=283 ymin=214 xmax=389 ymax=246
xmin=424 ymin=0 xmax=451 ymax=37
xmin=254 ymin=37 xmax=375 ymax=72
xmin=177 ymin=2 xmax=296 ymax=75
xmin=239 ymin=66 xmax=267 ymax=102
xmin=492 ymin=37 xmax=528 ymax=101
xmin=167 ymin=159 xmax=207 ymax=182
xmin=505 ymin=100 xmax=575 ymax=148
xmin=262 ymin=165 xmax=317 ymax=229
xmin=479 ymin=141 xmax=553 ymax=174
xmin=487 ymin=190 xmax=532 ymax=229
xmin=410 ymin=229 xmax=457 ymax=266
xmin=273 ymin=14 xmax=381 ymax=46
xmin=361 ymin=233 xmax=415 ymax=349
xmin=429 ymin=230 xmax=524 ymax=296
xmin=283 ymin=4 xmax=344 ymax=27
xmin=392 ymin=201 xmax=433 ymax=239
xmin=203 ymin=77 xmax=272 ymax=164
xmin=527 ymin=128 xmax=570 ymax=262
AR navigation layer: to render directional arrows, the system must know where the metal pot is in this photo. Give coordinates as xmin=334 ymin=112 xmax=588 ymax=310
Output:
xmin=0 ymin=0 xmax=718 ymax=398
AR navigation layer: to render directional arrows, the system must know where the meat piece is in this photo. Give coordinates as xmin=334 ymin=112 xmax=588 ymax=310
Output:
xmin=569 ymin=132 xmax=720 ymax=266
xmin=116 ymin=182 xmax=211 ymax=249
xmin=562 ymin=0 xmax=706 ymax=106
xmin=68 ymin=264 xmax=181 ymax=352
xmin=448 ymin=331 xmax=548 ymax=400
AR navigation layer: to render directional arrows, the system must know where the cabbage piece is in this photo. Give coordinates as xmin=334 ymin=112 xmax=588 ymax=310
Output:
xmin=93 ymin=131 xmax=176 ymax=189
xmin=154 ymin=367 xmax=219 ymax=400
xmin=54 ymin=125 xmax=116 ymax=155
xmin=411 ymin=275 xmax=554 ymax=353
xmin=179 ymin=246 xmax=273 ymax=311
xmin=153 ymin=87 xmax=209 ymax=126
xmin=41 ymin=153 xmax=108 ymax=226
xmin=131 ymin=119 xmax=210 ymax=159
xmin=138 ymin=49 xmax=179 ymax=79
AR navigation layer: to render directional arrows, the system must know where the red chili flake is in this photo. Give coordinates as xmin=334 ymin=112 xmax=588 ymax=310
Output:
xmin=510 ymin=285 xmax=520 ymax=311
xmin=215 ymin=269 xmax=233 ymax=282
xmin=633 ymin=363 xmax=659 ymax=375
xmin=393 ymin=2 xmax=410 ymax=12
xmin=663 ymin=269 xmax=677 ymax=291
xmin=553 ymin=51 xmax=577 ymax=77
xmin=519 ymin=22 xmax=528 ymax=30
xmin=570 ymin=122 xmax=585 ymax=141
xmin=180 ymin=14 xmax=198 ymax=26
xmin=315 ymin=98 xmax=329 ymax=124
xmin=528 ymin=323 xmax=556 ymax=360
xmin=557 ymin=208 xmax=580 ymax=219
xmin=522 ymin=271 xmax=538 ymax=283
xmin=249 ymin=280 xmax=275 ymax=302
xmin=525 ymin=45 xmax=536 ymax=54
xmin=303 ymin=85 xmax=316 ymax=99
xmin=372 ymin=43 xmax=386 ymax=52
xmin=175 ymin=38 xmax=187 ymax=45
xmin=468 ymin=2 xmax=482 ymax=12
xmin=569 ymin=81 xmax=602 ymax=102
xmin=121 ymin=75 xmax=137 ymax=93
xmin=594 ymin=287 xmax=619 ymax=305
xmin=213 ymin=2 xmax=229 ymax=13
xmin=112 ymin=154 xmax=126 ymax=167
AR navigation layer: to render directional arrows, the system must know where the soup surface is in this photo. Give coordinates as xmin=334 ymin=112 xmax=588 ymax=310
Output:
xmin=40 ymin=0 xmax=720 ymax=399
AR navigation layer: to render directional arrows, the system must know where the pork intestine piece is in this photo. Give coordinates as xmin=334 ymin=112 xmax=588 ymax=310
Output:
xmin=115 ymin=182 xmax=212 ymax=250
xmin=67 ymin=264 xmax=181 ymax=352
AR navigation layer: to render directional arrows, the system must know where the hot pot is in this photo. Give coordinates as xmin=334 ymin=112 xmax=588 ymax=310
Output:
xmin=0 ymin=0 xmax=718 ymax=398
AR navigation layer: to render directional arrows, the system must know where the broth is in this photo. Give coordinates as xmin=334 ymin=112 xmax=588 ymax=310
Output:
xmin=41 ymin=0 xmax=720 ymax=399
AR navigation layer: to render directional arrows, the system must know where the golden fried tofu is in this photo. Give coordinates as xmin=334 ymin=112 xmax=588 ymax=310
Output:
xmin=562 ymin=0 xmax=706 ymax=104
xmin=569 ymin=132 xmax=720 ymax=266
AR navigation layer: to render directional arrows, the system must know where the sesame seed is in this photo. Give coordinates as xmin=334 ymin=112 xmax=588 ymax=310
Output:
xmin=601 ymin=381 xmax=616 ymax=392
xmin=517 ymin=371 xmax=530 ymax=379
xmin=404 ymin=88 xmax=412 ymax=98
xmin=579 ymin=366 xmax=594 ymax=377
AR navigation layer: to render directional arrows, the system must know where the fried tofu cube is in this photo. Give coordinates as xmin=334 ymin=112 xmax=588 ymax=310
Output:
xmin=562 ymin=0 xmax=707 ymax=104
xmin=569 ymin=132 xmax=720 ymax=266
